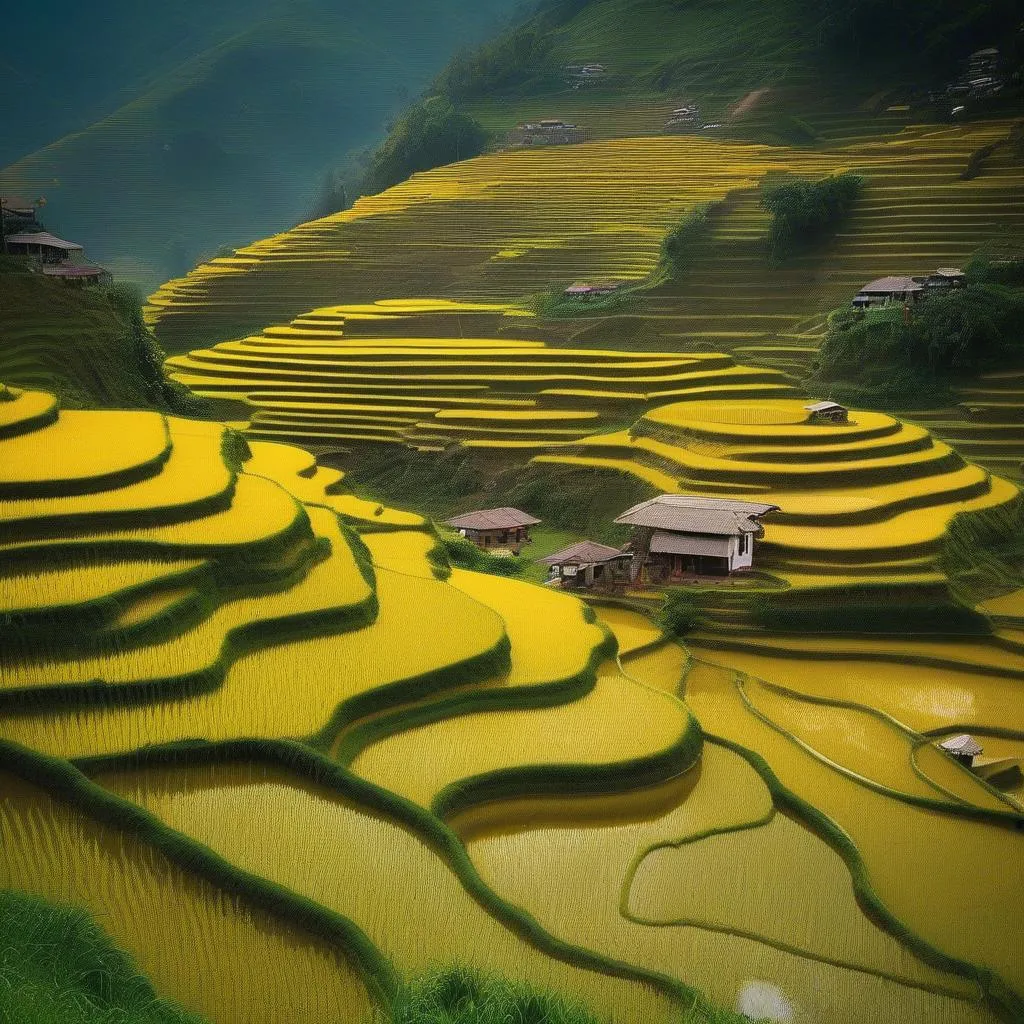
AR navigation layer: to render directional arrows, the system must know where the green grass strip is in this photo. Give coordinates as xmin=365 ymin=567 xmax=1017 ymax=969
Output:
xmin=0 ymin=739 xmax=397 ymax=1008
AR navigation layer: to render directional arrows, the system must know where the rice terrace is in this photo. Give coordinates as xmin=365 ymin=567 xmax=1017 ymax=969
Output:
xmin=2 ymin=2 xmax=1024 ymax=1023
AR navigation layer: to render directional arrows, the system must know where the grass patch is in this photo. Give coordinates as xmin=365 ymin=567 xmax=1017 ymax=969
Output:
xmin=0 ymin=888 xmax=206 ymax=1024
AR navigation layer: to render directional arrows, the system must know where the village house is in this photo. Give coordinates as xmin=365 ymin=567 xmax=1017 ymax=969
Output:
xmin=0 ymin=195 xmax=42 ymax=233
xmin=923 ymin=267 xmax=966 ymax=294
xmin=939 ymin=734 xmax=983 ymax=768
xmin=664 ymin=104 xmax=701 ymax=132
xmin=538 ymin=540 xmax=632 ymax=590
xmin=4 ymin=231 xmax=85 ymax=264
xmin=804 ymin=401 xmax=849 ymax=424
xmin=508 ymin=119 xmax=585 ymax=147
xmin=563 ymin=279 xmax=627 ymax=301
xmin=445 ymin=507 xmax=540 ymax=556
xmin=851 ymin=275 xmax=925 ymax=309
xmin=615 ymin=495 xmax=779 ymax=582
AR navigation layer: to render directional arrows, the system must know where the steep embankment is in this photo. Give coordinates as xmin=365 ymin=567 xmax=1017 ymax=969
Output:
xmin=0 ymin=272 xmax=203 ymax=413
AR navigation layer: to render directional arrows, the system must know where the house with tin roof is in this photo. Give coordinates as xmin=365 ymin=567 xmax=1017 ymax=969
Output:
xmin=615 ymin=495 xmax=778 ymax=581
xmin=445 ymin=507 xmax=541 ymax=556
xmin=851 ymin=276 xmax=925 ymax=309
xmin=538 ymin=540 xmax=631 ymax=590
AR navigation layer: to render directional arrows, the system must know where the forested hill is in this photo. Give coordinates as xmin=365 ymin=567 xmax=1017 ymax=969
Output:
xmin=0 ymin=0 xmax=516 ymax=288
xmin=435 ymin=0 xmax=1023 ymax=104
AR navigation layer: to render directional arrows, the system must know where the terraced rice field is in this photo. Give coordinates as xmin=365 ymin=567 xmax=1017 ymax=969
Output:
xmin=2 ymin=387 xmax=1023 ymax=1023
xmin=534 ymin=395 xmax=1022 ymax=594
xmin=147 ymin=120 xmax=1022 ymax=367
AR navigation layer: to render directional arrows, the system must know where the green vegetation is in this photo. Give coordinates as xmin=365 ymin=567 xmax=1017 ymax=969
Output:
xmin=810 ymin=281 xmax=1024 ymax=407
xmin=359 ymin=98 xmax=490 ymax=197
xmin=659 ymin=202 xmax=722 ymax=281
xmin=392 ymin=968 xmax=601 ymax=1024
xmin=0 ymin=274 xmax=206 ymax=415
xmin=760 ymin=173 xmax=864 ymax=260
xmin=0 ymin=888 xmax=205 ymax=1024
xmin=659 ymin=589 xmax=702 ymax=638
xmin=436 ymin=530 xmax=527 ymax=578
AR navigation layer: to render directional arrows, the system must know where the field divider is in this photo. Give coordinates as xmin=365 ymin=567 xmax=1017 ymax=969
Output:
xmin=68 ymin=736 xmax=725 ymax=1019
xmin=0 ymin=738 xmax=398 ymax=1009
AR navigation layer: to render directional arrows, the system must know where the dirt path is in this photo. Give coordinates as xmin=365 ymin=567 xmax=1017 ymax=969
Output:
xmin=730 ymin=87 xmax=771 ymax=120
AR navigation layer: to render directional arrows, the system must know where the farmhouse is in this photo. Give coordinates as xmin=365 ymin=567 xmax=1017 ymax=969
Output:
xmin=851 ymin=276 xmax=924 ymax=309
xmin=664 ymin=104 xmax=701 ymax=131
xmin=924 ymin=267 xmax=966 ymax=293
xmin=939 ymin=734 xmax=983 ymax=768
xmin=615 ymin=495 xmax=779 ymax=582
xmin=42 ymin=263 xmax=111 ymax=287
xmin=4 ymin=231 xmax=84 ymax=263
xmin=564 ymin=280 xmax=627 ymax=301
xmin=508 ymin=119 xmax=585 ymax=147
xmin=0 ymin=195 xmax=41 ymax=231
xmin=538 ymin=540 xmax=632 ymax=590
xmin=804 ymin=401 xmax=849 ymax=424
xmin=445 ymin=507 xmax=540 ymax=556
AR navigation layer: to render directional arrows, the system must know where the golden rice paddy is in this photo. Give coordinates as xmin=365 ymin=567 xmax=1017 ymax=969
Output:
xmin=0 ymin=771 xmax=374 ymax=1024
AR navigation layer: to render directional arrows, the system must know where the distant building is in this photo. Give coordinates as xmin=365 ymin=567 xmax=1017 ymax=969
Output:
xmin=852 ymin=276 xmax=925 ymax=309
xmin=563 ymin=280 xmax=627 ymax=301
xmin=42 ymin=263 xmax=111 ymax=287
xmin=615 ymin=495 xmax=779 ymax=581
xmin=508 ymin=119 xmax=585 ymax=147
xmin=566 ymin=63 xmax=607 ymax=87
xmin=0 ymin=195 xmax=42 ymax=233
xmin=923 ymin=267 xmax=966 ymax=294
xmin=5 ymin=231 xmax=85 ymax=264
xmin=939 ymin=734 xmax=983 ymax=768
xmin=664 ymin=104 xmax=701 ymax=132
xmin=947 ymin=47 xmax=1004 ymax=99
xmin=538 ymin=540 xmax=631 ymax=590
xmin=445 ymin=507 xmax=541 ymax=556
xmin=804 ymin=401 xmax=849 ymax=424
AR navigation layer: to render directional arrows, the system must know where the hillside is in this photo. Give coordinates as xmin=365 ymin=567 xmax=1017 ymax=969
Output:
xmin=0 ymin=0 xmax=515 ymax=287
xmin=0 ymin=270 xmax=205 ymax=414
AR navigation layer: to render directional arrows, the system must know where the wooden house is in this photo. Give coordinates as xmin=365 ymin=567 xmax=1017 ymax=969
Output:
xmin=538 ymin=541 xmax=631 ymax=590
xmin=445 ymin=507 xmax=540 ymax=556
xmin=924 ymin=267 xmax=966 ymax=294
xmin=804 ymin=401 xmax=849 ymax=424
xmin=615 ymin=495 xmax=778 ymax=582
xmin=852 ymin=276 xmax=924 ymax=309
xmin=5 ymin=231 xmax=85 ymax=264
xmin=508 ymin=120 xmax=584 ymax=147
xmin=563 ymin=280 xmax=627 ymax=301
xmin=939 ymin=734 xmax=983 ymax=768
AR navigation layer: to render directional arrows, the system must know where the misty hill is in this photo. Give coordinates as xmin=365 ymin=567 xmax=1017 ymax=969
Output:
xmin=0 ymin=0 xmax=515 ymax=288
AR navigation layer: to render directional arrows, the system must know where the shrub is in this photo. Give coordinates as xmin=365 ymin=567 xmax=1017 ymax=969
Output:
xmin=359 ymin=97 xmax=489 ymax=197
xmin=660 ymin=589 xmax=701 ymax=637
xmin=438 ymin=530 xmax=526 ymax=577
xmin=808 ymin=283 xmax=1024 ymax=407
xmin=760 ymin=172 xmax=864 ymax=260
xmin=660 ymin=202 xmax=720 ymax=280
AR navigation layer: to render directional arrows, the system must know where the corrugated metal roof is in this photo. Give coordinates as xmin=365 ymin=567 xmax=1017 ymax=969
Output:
xmin=5 ymin=232 xmax=83 ymax=250
xmin=446 ymin=507 xmax=541 ymax=530
xmin=939 ymin=734 xmax=983 ymax=756
xmin=538 ymin=540 xmax=628 ymax=565
xmin=649 ymin=531 xmax=731 ymax=557
xmin=804 ymin=401 xmax=846 ymax=413
xmin=857 ymin=276 xmax=923 ymax=294
xmin=615 ymin=495 xmax=778 ymax=535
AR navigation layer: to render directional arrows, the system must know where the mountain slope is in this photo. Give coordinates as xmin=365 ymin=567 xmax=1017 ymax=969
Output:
xmin=0 ymin=0 xmax=515 ymax=287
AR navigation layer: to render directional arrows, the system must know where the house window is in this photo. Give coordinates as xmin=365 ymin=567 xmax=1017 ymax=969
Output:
xmin=740 ymin=533 xmax=750 ymax=556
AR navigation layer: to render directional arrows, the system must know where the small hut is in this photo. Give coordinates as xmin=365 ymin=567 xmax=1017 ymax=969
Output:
xmin=852 ymin=276 xmax=924 ymax=309
xmin=924 ymin=267 xmax=966 ymax=294
xmin=804 ymin=401 xmax=849 ymax=424
xmin=939 ymin=734 xmax=983 ymax=768
xmin=538 ymin=541 xmax=632 ymax=590
xmin=445 ymin=507 xmax=541 ymax=556
xmin=563 ymin=280 xmax=626 ymax=301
